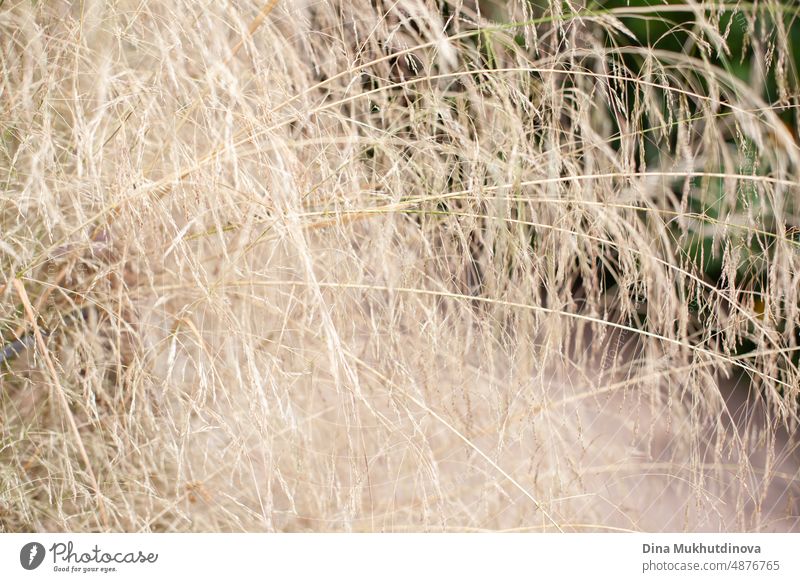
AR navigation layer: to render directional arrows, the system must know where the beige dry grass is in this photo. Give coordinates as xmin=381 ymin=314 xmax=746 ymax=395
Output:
xmin=1 ymin=0 xmax=798 ymax=532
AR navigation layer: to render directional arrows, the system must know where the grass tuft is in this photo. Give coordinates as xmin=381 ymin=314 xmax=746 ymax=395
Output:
xmin=1 ymin=0 xmax=798 ymax=532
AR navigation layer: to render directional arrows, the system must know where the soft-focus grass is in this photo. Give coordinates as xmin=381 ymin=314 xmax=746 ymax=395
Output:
xmin=0 ymin=0 xmax=798 ymax=532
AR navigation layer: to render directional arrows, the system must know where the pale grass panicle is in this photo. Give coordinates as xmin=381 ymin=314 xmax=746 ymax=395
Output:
xmin=0 ymin=0 xmax=798 ymax=532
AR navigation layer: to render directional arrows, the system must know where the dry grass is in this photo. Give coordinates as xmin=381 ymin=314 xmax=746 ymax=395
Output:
xmin=1 ymin=0 xmax=799 ymax=532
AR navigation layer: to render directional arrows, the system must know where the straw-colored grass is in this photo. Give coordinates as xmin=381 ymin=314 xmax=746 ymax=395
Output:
xmin=1 ymin=0 xmax=798 ymax=532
